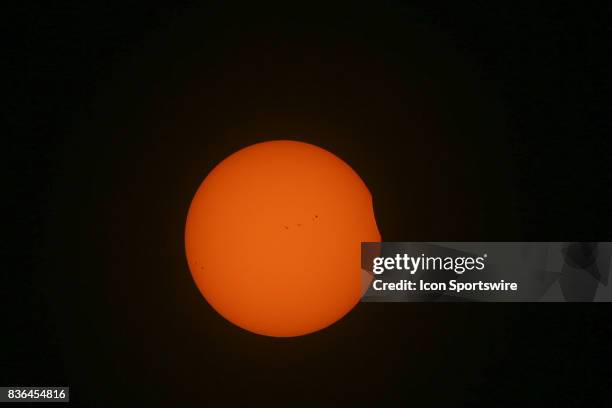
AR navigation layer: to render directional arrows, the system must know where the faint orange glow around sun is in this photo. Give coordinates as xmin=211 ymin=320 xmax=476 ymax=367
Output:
xmin=185 ymin=140 xmax=380 ymax=337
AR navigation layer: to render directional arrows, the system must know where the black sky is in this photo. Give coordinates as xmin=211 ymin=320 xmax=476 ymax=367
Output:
xmin=4 ymin=2 xmax=612 ymax=406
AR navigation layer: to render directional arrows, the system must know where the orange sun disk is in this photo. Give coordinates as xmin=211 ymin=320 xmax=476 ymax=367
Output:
xmin=185 ymin=140 xmax=380 ymax=337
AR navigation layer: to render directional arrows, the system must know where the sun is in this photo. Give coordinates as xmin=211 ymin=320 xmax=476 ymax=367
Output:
xmin=185 ymin=140 xmax=380 ymax=337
